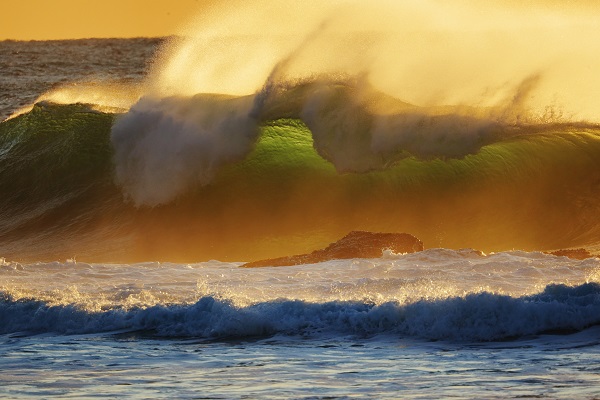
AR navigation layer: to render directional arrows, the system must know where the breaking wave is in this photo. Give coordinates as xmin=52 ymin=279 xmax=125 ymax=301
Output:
xmin=1 ymin=101 xmax=600 ymax=261
xmin=3 ymin=283 xmax=600 ymax=342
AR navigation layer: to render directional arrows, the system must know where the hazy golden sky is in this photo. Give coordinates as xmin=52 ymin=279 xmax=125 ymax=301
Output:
xmin=0 ymin=0 xmax=209 ymax=40
xmin=3 ymin=0 xmax=598 ymax=41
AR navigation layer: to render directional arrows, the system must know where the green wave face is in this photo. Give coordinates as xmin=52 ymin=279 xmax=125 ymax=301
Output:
xmin=130 ymin=117 xmax=600 ymax=261
xmin=0 ymin=103 xmax=115 ymax=215
xmin=0 ymin=103 xmax=127 ymax=260
xmin=1 ymin=102 xmax=600 ymax=262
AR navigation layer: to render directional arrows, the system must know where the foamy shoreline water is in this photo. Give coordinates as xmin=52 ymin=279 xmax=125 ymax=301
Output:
xmin=2 ymin=250 xmax=599 ymax=340
xmin=2 ymin=252 xmax=600 ymax=398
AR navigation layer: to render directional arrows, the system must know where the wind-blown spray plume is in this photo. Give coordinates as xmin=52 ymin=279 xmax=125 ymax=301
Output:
xmin=111 ymin=0 xmax=600 ymax=206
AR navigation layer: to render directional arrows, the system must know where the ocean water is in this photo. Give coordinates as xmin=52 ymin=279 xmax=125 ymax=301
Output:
xmin=2 ymin=2 xmax=600 ymax=398
xmin=3 ymin=254 xmax=600 ymax=398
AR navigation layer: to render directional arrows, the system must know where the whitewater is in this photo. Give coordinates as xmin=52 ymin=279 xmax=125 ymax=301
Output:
xmin=2 ymin=0 xmax=600 ymax=398
xmin=2 ymin=252 xmax=600 ymax=398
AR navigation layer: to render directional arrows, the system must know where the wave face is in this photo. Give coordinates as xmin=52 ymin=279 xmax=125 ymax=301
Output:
xmin=1 ymin=99 xmax=600 ymax=261
xmin=1 ymin=252 xmax=599 ymax=341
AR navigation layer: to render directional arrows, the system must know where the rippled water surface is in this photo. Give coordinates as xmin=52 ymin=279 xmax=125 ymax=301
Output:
xmin=2 ymin=330 xmax=600 ymax=399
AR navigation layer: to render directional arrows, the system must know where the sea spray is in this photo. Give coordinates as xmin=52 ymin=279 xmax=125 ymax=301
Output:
xmin=297 ymin=79 xmax=506 ymax=172
xmin=110 ymin=0 xmax=600 ymax=204
xmin=111 ymin=94 xmax=259 ymax=206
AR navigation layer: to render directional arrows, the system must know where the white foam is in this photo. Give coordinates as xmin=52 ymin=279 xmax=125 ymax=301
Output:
xmin=1 ymin=250 xmax=599 ymax=340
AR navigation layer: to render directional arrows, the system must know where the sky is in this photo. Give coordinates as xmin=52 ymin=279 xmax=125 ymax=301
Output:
xmin=1 ymin=0 xmax=598 ymax=41
xmin=0 ymin=0 xmax=209 ymax=40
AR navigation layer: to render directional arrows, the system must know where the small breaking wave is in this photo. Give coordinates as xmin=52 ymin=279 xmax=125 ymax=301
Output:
xmin=3 ymin=283 xmax=600 ymax=342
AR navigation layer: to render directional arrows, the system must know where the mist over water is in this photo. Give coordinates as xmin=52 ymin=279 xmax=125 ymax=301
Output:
xmin=150 ymin=0 xmax=600 ymax=112
xmin=111 ymin=94 xmax=258 ymax=206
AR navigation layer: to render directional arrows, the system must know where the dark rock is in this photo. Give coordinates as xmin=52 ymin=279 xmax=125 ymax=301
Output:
xmin=241 ymin=231 xmax=424 ymax=268
xmin=547 ymin=248 xmax=594 ymax=260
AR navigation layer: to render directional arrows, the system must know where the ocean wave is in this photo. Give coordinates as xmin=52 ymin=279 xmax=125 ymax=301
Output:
xmin=3 ymin=0 xmax=600 ymax=262
xmin=1 ymin=101 xmax=600 ymax=261
xmin=2 ymin=283 xmax=600 ymax=342
xmin=111 ymin=77 xmax=598 ymax=206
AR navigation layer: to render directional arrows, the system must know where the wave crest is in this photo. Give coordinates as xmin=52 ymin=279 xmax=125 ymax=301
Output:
xmin=3 ymin=283 xmax=600 ymax=341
